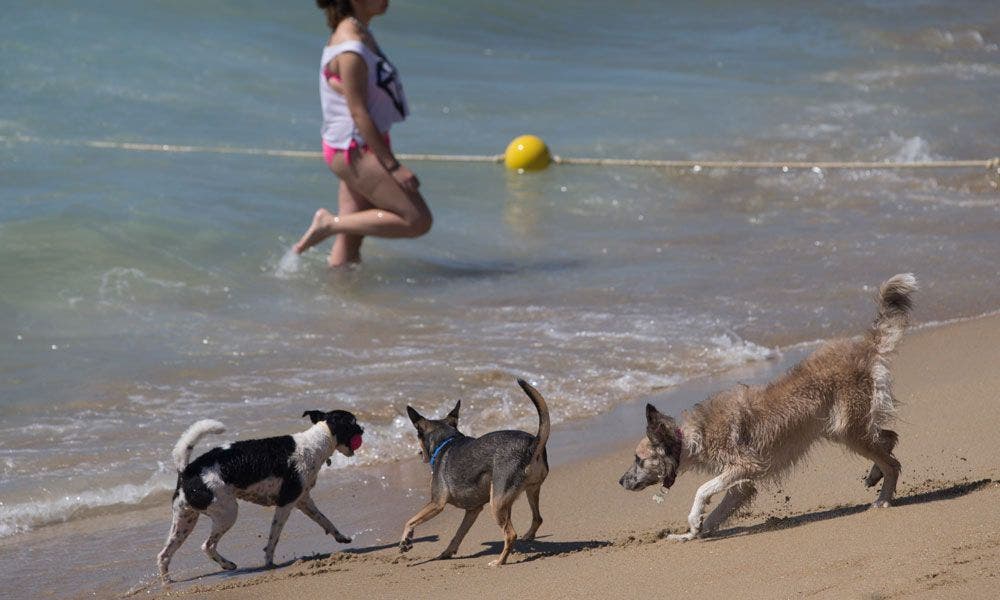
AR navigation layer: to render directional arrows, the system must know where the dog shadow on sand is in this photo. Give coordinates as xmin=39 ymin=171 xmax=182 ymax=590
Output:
xmin=396 ymin=535 xmax=611 ymax=567
xmin=705 ymin=478 xmax=993 ymax=542
xmin=166 ymin=533 xmax=608 ymax=585
xmin=163 ymin=535 xmax=442 ymax=586
xmin=451 ymin=535 xmax=612 ymax=565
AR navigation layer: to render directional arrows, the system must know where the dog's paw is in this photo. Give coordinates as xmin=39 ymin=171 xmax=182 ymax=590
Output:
xmin=221 ymin=560 xmax=237 ymax=571
xmin=667 ymin=532 xmax=696 ymax=542
xmin=334 ymin=533 xmax=352 ymax=544
xmin=399 ymin=539 xmax=413 ymax=553
xmin=864 ymin=466 xmax=884 ymax=488
xmin=871 ymin=499 xmax=892 ymax=509
xmin=487 ymin=558 xmax=506 ymax=567
xmin=436 ymin=549 xmax=456 ymax=560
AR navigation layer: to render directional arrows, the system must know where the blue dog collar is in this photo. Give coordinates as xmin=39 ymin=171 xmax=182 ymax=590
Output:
xmin=429 ymin=436 xmax=457 ymax=468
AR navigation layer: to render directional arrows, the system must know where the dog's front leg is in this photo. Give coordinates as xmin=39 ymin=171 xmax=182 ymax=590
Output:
xmin=438 ymin=506 xmax=483 ymax=559
xmin=399 ymin=500 xmax=445 ymax=553
xmin=701 ymin=481 xmax=756 ymax=534
xmin=264 ymin=504 xmax=294 ymax=567
xmin=296 ymin=494 xmax=351 ymax=543
xmin=668 ymin=474 xmax=733 ymax=541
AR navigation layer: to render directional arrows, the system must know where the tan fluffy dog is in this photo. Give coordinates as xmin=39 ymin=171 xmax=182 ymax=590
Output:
xmin=619 ymin=273 xmax=917 ymax=540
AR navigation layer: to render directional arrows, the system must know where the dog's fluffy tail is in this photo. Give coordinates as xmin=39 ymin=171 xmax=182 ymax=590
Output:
xmin=171 ymin=419 xmax=226 ymax=472
xmin=867 ymin=273 xmax=917 ymax=434
xmin=870 ymin=273 xmax=917 ymax=355
xmin=517 ymin=379 xmax=550 ymax=464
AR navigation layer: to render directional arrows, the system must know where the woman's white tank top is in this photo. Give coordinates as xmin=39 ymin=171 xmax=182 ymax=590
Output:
xmin=319 ymin=40 xmax=409 ymax=149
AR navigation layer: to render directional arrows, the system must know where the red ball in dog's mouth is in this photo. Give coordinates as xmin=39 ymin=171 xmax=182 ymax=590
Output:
xmin=349 ymin=434 xmax=363 ymax=451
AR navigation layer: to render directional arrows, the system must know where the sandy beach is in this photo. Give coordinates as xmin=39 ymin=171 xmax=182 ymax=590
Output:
xmin=146 ymin=313 xmax=1000 ymax=600
xmin=4 ymin=4 xmax=997 ymax=600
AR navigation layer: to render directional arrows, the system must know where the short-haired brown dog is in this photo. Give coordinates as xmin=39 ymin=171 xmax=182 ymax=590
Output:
xmin=619 ymin=273 xmax=916 ymax=540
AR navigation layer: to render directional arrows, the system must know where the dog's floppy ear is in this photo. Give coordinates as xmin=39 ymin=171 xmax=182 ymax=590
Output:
xmin=444 ymin=400 xmax=460 ymax=428
xmin=303 ymin=410 xmax=326 ymax=424
xmin=406 ymin=405 xmax=425 ymax=426
xmin=645 ymin=403 xmax=676 ymax=442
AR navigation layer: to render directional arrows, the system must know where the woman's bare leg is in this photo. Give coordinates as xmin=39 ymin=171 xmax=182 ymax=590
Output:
xmin=293 ymin=151 xmax=432 ymax=255
xmin=328 ymin=181 xmax=372 ymax=267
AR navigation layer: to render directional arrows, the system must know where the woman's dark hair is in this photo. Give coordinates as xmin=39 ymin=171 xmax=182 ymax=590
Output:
xmin=316 ymin=0 xmax=353 ymax=31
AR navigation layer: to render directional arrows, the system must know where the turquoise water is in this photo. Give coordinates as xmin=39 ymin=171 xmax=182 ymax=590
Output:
xmin=0 ymin=2 xmax=998 ymax=592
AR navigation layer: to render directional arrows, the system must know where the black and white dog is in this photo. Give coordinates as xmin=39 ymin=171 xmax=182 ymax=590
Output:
xmin=156 ymin=410 xmax=364 ymax=583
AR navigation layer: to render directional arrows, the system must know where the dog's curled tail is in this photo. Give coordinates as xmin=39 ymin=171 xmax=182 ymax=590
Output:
xmin=517 ymin=379 xmax=550 ymax=464
xmin=871 ymin=273 xmax=918 ymax=355
xmin=171 ymin=419 xmax=226 ymax=472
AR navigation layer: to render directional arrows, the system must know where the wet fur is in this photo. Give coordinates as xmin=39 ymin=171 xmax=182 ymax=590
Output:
xmin=619 ymin=274 xmax=916 ymax=540
xmin=156 ymin=410 xmax=363 ymax=583
xmin=400 ymin=378 xmax=550 ymax=566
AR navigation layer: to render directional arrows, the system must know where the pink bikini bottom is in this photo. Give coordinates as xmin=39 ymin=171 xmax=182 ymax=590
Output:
xmin=322 ymin=134 xmax=391 ymax=167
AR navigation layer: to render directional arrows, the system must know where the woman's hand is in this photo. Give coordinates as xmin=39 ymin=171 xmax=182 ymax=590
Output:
xmin=391 ymin=164 xmax=420 ymax=192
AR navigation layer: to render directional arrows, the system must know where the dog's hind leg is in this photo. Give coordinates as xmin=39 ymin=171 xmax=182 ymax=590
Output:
xmin=438 ymin=506 xmax=483 ymax=559
xmin=488 ymin=497 xmax=518 ymax=567
xmin=296 ymin=494 xmax=351 ymax=543
xmin=701 ymin=481 xmax=756 ymax=535
xmin=522 ymin=483 xmax=544 ymax=541
xmin=157 ymin=502 xmax=199 ymax=583
xmin=202 ymin=494 xmax=239 ymax=571
xmin=263 ymin=504 xmax=294 ymax=567
xmin=399 ymin=499 xmax=446 ymax=553
xmin=843 ymin=431 xmax=900 ymax=508
xmin=863 ymin=429 xmax=899 ymax=488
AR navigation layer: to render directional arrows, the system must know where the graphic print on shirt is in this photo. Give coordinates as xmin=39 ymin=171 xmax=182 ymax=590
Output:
xmin=374 ymin=51 xmax=407 ymax=118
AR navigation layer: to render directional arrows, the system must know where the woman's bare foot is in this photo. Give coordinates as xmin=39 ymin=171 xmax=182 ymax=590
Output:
xmin=293 ymin=208 xmax=339 ymax=254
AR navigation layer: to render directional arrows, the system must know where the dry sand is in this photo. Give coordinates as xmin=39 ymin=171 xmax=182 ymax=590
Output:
xmin=155 ymin=314 xmax=1000 ymax=600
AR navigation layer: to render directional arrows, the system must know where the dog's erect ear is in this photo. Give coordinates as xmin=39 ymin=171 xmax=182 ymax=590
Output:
xmin=303 ymin=410 xmax=326 ymax=424
xmin=645 ymin=403 xmax=663 ymax=425
xmin=406 ymin=405 xmax=424 ymax=426
xmin=444 ymin=400 xmax=460 ymax=428
xmin=645 ymin=403 xmax=676 ymax=443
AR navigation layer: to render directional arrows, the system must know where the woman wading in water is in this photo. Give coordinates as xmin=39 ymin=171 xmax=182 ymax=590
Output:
xmin=294 ymin=0 xmax=432 ymax=266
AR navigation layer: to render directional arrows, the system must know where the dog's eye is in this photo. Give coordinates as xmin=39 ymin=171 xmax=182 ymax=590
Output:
xmin=634 ymin=456 xmax=641 ymax=465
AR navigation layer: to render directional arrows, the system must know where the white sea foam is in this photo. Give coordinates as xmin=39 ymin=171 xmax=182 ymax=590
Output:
xmin=0 ymin=468 xmax=174 ymax=538
xmin=706 ymin=334 xmax=778 ymax=367
xmin=610 ymin=372 xmax=683 ymax=393
xmin=820 ymin=62 xmax=1000 ymax=89
xmin=873 ymin=27 xmax=999 ymax=53
xmin=274 ymin=250 xmax=302 ymax=279
xmin=888 ymin=134 xmax=933 ymax=163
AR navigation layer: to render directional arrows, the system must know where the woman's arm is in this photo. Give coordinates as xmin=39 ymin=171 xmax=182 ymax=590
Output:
xmin=338 ymin=52 xmax=418 ymax=190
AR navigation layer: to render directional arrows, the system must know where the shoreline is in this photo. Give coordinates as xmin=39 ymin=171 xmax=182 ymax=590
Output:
xmin=157 ymin=313 xmax=1000 ymax=598
xmin=5 ymin=312 xmax=998 ymax=598
xmin=8 ymin=308 xmax=995 ymax=544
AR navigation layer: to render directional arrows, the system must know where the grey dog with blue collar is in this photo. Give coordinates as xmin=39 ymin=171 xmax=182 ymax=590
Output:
xmin=400 ymin=378 xmax=551 ymax=566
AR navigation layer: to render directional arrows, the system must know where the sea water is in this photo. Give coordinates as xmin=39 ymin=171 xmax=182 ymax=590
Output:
xmin=0 ymin=1 xmax=997 ymax=596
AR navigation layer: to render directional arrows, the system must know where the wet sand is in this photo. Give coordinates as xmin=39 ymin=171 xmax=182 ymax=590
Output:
xmin=145 ymin=313 xmax=1000 ymax=599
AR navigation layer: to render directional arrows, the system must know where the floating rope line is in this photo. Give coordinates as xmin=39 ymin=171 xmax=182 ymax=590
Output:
xmin=3 ymin=134 xmax=998 ymax=173
xmin=552 ymin=156 xmax=998 ymax=171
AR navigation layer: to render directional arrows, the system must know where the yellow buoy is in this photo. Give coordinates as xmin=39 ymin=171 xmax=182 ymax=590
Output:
xmin=504 ymin=134 xmax=551 ymax=171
